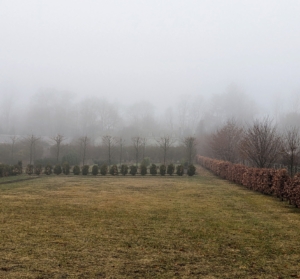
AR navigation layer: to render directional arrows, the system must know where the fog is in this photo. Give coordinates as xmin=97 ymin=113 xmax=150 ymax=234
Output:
xmin=1 ymin=1 xmax=300 ymax=139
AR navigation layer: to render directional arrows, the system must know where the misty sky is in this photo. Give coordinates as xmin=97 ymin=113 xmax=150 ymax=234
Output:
xmin=1 ymin=0 xmax=300 ymax=108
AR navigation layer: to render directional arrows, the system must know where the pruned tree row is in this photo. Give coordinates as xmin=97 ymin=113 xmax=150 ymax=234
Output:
xmin=0 ymin=163 xmax=197 ymax=177
xmin=0 ymin=161 xmax=23 ymax=176
xmin=197 ymin=156 xmax=300 ymax=208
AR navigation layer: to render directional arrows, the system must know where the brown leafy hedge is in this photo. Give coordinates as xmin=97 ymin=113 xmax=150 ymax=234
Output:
xmin=197 ymin=156 xmax=300 ymax=208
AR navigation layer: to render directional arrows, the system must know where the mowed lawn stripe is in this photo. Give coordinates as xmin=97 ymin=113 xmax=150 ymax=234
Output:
xmin=0 ymin=167 xmax=299 ymax=278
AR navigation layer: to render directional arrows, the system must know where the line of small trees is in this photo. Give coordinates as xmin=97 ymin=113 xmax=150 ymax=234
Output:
xmin=0 ymin=161 xmax=23 ymax=177
xmin=0 ymin=134 xmax=198 ymax=173
xmin=22 ymin=163 xmax=196 ymax=177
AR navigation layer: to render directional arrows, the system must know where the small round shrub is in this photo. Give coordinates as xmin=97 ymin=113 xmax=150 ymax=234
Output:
xmin=120 ymin=164 xmax=128 ymax=176
xmin=44 ymin=164 xmax=52 ymax=175
xmin=34 ymin=165 xmax=42 ymax=175
xmin=100 ymin=164 xmax=108 ymax=175
xmin=54 ymin=164 xmax=62 ymax=175
xmin=150 ymin=164 xmax=157 ymax=175
xmin=129 ymin=165 xmax=137 ymax=176
xmin=159 ymin=164 xmax=166 ymax=176
xmin=176 ymin=165 xmax=184 ymax=176
xmin=11 ymin=164 xmax=21 ymax=175
xmin=82 ymin=165 xmax=89 ymax=175
xmin=0 ymin=164 xmax=9 ymax=177
xmin=73 ymin=165 xmax=80 ymax=175
xmin=26 ymin=164 xmax=34 ymax=175
xmin=187 ymin=164 xmax=196 ymax=176
xmin=62 ymin=162 xmax=70 ymax=175
xmin=110 ymin=165 xmax=118 ymax=176
xmin=167 ymin=163 xmax=175 ymax=175
xmin=92 ymin=165 xmax=99 ymax=175
xmin=140 ymin=165 xmax=147 ymax=176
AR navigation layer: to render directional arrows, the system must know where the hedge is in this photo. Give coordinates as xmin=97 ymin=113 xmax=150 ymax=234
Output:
xmin=197 ymin=156 xmax=300 ymax=208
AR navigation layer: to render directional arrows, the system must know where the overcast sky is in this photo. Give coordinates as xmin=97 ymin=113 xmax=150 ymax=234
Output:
xmin=1 ymin=0 xmax=300 ymax=109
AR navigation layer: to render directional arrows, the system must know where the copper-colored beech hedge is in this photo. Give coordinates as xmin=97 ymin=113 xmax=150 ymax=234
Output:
xmin=197 ymin=156 xmax=300 ymax=208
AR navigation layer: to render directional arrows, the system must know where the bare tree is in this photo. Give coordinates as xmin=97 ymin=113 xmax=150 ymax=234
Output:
xmin=52 ymin=134 xmax=65 ymax=163
xmin=79 ymin=136 xmax=89 ymax=166
xmin=164 ymin=107 xmax=174 ymax=133
xmin=283 ymin=127 xmax=300 ymax=177
xmin=178 ymin=97 xmax=190 ymax=135
xmin=209 ymin=120 xmax=243 ymax=163
xmin=118 ymin=137 xmax=125 ymax=165
xmin=132 ymin=136 xmax=142 ymax=166
xmin=183 ymin=136 xmax=197 ymax=165
xmin=156 ymin=135 xmax=176 ymax=165
xmin=188 ymin=95 xmax=204 ymax=134
xmin=26 ymin=135 xmax=40 ymax=165
xmin=10 ymin=135 xmax=18 ymax=164
xmin=141 ymin=137 xmax=147 ymax=161
xmin=102 ymin=135 xmax=117 ymax=166
xmin=240 ymin=118 xmax=282 ymax=168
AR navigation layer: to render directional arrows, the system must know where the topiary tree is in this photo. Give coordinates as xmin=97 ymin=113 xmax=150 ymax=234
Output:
xmin=11 ymin=164 xmax=21 ymax=175
xmin=82 ymin=165 xmax=89 ymax=175
xmin=176 ymin=165 xmax=184 ymax=176
xmin=109 ymin=164 xmax=118 ymax=176
xmin=100 ymin=164 xmax=108 ymax=176
xmin=34 ymin=165 xmax=42 ymax=175
xmin=44 ymin=164 xmax=53 ymax=175
xmin=150 ymin=164 xmax=157 ymax=175
xmin=159 ymin=164 xmax=166 ymax=176
xmin=0 ymin=164 xmax=9 ymax=177
xmin=73 ymin=165 xmax=80 ymax=175
xmin=129 ymin=165 xmax=137 ymax=176
xmin=92 ymin=165 xmax=99 ymax=176
xmin=26 ymin=164 xmax=34 ymax=175
xmin=120 ymin=164 xmax=128 ymax=176
xmin=17 ymin=161 xmax=23 ymax=174
xmin=62 ymin=162 xmax=70 ymax=175
xmin=54 ymin=164 xmax=62 ymax=175
xmin=140 ymin=164 xmax=147 ymax=176
xmin=187 ymin=164 xmax=196 ymax=176
xmin=167 ymin=163 xmax=175 ymax=176
xmin=6 ymin=165 xmax=14 ymax=176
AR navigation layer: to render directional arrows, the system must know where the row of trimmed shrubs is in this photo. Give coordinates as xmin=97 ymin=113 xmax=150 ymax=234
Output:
xmin=24 ymin=163 xmax=196 ymax=176
xmin=0 ymin=161 xmax=23 ymax=177
xmin=197 ymin=156 xmax=300 ymax=208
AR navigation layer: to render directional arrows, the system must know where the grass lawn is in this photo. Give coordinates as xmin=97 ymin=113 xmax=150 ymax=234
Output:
xmin=0 ymin=174 xmax=40 ymax=184
xmin=0 ymin=167 xmax=300 ymax=278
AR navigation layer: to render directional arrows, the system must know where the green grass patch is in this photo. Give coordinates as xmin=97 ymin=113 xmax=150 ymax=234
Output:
xmin=0 ymin=167 xmax=300 ymax=278
xmin=0 ymin=174 xmax=29 ymax=183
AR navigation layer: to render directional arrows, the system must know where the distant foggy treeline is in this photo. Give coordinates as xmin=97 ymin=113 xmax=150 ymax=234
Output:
xmin=1 ymin=85 xmax=300 ymax=169
xmin=1 ymin=85 xmax=300 ymax=139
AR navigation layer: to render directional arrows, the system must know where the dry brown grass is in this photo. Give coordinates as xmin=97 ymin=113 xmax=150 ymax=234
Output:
xmin=1 ymin=168 xmax=300 ymax=278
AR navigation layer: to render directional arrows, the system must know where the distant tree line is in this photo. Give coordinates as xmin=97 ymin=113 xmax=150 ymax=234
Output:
xmin=0 ymin=134 xmax=197 ymax=175
xmin=201 ymin=118 xmax=300 ymax=177
xmin=3 ymin=85 xmax=300 ymax=143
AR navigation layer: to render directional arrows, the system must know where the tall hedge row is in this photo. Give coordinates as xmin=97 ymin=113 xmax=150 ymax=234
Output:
xmin=197 ymin=156 xmax=300 ymax=208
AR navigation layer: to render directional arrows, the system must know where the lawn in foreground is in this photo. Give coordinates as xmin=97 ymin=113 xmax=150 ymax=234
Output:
xmin=0 ymin=168 xmax=300 ymax=279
